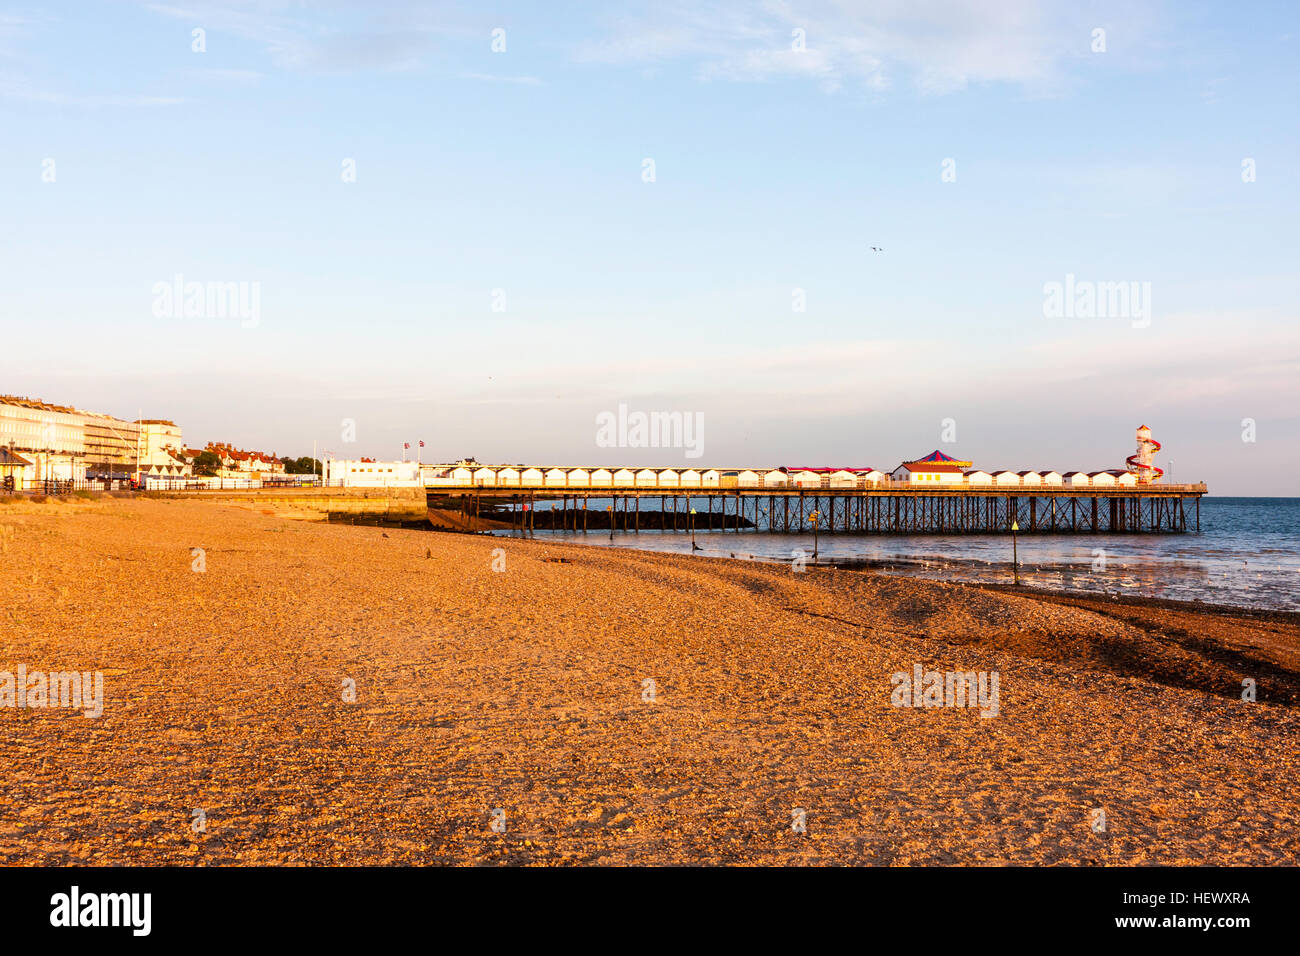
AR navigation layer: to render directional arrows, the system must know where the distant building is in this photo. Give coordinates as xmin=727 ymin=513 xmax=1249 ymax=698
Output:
xmin=325 ymin=458 xmax=421 ymax=487
xmin=0 ymin=395 xmax=186 ymax=481
xmin=200 ymin=442 xmax=284 ymax=478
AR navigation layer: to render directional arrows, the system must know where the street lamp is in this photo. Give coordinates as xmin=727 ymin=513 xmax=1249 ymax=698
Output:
xmin=607 ymin=504 xmax=614 ymax=541
xmin=1011 ymin=519 xmax=1020 ymax=586
xmin=809 ymin=509 xmax=820 ymax=563
xmin=689 ymin=507 xmax=700 ymax=551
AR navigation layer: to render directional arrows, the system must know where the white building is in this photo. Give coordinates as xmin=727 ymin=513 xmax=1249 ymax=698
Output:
xmin=326 ymin=459 xmax=422 ymax=487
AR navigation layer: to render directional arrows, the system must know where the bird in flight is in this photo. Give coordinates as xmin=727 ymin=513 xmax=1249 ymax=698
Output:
xmin=870 ymin=246 xmax=884 ymax=252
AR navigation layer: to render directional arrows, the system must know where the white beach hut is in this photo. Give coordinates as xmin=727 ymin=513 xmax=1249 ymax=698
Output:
xmin=992 ymin=470 xmax=1021 ymax=486
xmin=680 ymin=469 xmax=702 ymax=488
xmin=521 ymin=467 xmax=544 ymax=486
xmin=613 ymin=468 xmax=635 ymax=487
xmin=1089 ymin=471 xmax=1116 ymax=487
xmin=497 ymin=467 xmax=520 ymax=487
xmin=590 ymin=468 xmax=612 ymax=487
xmin=635 ymin=468 xmax=659 ymax=488
xmin=965 ymin=470 xmax=993 ymax=485
xmin=737 ymin=469 xmax=761 ymax=487
xmin=657 ymin=468 xmax=680 ymax=487
xmin=567 ymin=468 xmax=590 ymax=487
xmin=1039 ymin=470 xmax=1063 ymax=486
xmin=1017 ymin=471 xmax=1042 ymax=486
xmin=473 ymin=466 xmax=497 ymax=486
xmin=1063 ymin=471 xmax=1091 ymax=487
xmin=702 ymin=469 xmax=721 ymax=487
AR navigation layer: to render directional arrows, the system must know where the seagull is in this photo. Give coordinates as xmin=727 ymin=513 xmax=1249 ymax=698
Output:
xmin=870 ymin=246 xmax=883 ymax=252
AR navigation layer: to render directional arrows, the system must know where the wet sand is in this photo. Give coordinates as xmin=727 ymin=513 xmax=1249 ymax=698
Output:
xmin=2 ymin=496 xmax=1298 ymax=865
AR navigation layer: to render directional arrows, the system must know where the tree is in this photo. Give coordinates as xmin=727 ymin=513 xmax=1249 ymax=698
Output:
xmin=191 ymin=450 xmax=222 ymax=477
xmin=281 ymin=456 xmax=322 ymax=475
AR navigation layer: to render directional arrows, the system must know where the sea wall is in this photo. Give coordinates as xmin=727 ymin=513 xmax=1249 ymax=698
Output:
xmin=157 ymin=486 xmax=428 ymax=523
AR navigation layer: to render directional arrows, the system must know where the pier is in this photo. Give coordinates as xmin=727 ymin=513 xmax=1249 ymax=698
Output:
xmin=430 ymin=482 xmax=1208 ymax=535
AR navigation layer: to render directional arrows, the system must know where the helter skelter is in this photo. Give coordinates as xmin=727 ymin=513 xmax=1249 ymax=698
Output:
xmin=1126 ymin=425 xmax=1163 ymax=483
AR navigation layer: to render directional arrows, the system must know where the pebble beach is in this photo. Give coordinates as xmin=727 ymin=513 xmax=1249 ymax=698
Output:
xmin=2 ymin=496 xmax=1298 ymax=865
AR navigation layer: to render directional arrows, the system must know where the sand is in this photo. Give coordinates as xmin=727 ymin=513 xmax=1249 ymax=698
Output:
xmin=1 ymin=496 xmax=1297 ymax=865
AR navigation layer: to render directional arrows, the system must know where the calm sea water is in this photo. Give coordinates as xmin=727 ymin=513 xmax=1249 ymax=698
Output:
xmin=494 ymin=497 xmax=1300 ymax=611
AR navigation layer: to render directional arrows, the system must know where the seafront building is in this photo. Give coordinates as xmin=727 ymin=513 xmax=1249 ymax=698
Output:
xmin=326 ymin=458 xmax=421 ymax=487
xmin=0 ymin=395 xmax=191 ymax=482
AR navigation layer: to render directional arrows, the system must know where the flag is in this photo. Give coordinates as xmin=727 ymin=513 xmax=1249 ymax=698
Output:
xmin=403 ymin=442 xmax=410 ymax=449
xmin=419 ymin=440 xmax=425 ymax=448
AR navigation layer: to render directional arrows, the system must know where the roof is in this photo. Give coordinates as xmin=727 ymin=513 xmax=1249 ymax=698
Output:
xmin=903 ymin=450 xmax=973 ymax=467
xmin=0 ymin=447 xmax=33 ymax=466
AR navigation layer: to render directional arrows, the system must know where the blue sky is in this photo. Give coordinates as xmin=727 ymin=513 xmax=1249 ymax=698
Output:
xmin=2 ymin=1 xmax=1297 ymax=493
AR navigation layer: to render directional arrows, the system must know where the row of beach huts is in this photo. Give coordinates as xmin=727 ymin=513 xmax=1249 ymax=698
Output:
xmin=421 ymin=463 xmax=1147 ymax=490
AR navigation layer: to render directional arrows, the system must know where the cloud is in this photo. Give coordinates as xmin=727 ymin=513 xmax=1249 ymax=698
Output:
xmin=579 ymin=0 xmax=1154 ymax=95
xmin=457 ymin=72 xmax=542 ymax=85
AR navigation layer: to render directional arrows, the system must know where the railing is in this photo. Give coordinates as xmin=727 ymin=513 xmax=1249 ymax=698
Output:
xmin=426 ymin=475 xmax=1207 ymax=493
xmin=143 ymin=476 xmax=340 ymax=491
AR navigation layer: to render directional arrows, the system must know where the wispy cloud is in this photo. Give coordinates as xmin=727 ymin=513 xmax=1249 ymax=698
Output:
xmin=578 ymin=0 xmax=1158 ymax=95
xmin=457 ymin=72 xmax=542 ymax=85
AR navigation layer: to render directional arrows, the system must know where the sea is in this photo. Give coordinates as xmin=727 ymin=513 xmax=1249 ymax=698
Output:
xmin=492 ymin=497 xmax=1300 ymax=612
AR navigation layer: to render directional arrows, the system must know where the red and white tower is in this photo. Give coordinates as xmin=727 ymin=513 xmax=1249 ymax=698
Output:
xmin=1126 ymin=425 xmax=1163 ymax=483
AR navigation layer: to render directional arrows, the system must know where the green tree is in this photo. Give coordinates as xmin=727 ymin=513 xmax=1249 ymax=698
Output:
xmin=191 ymin=450 xmax=222 ymax=477
xmin=282 ymin=456 xmax=322 ymax=475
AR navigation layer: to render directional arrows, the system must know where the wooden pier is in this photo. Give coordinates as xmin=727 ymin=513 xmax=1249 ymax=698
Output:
xmin=429 ymin=483 xmax=1208 ymax=535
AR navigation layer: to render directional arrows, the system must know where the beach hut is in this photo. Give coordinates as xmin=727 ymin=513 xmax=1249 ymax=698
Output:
xmin=451 ymin=465 xmax=474 ymax=484
xmin=657 ymin=469 xmax=680 ymax=487
xmin=1109 ymin=469 xmax=1138 ymax=487
xmin=790 ymin=470 xmax=821 ymax=488
xmin=1088 ymin=471 xmax=1116 ymax=487
xmin=473 ymin=467 xmax=497 ymax=486
xmin=1039 ymin=470 xmax=1063 ymax=485
xmin=635 ymin=468 xmax=659 ymax=488
xmin=829 ymin=469 xmax=858 ymax=487
xmin=496 ymin=467 xmax=520 ymax=487
xmin=992 ymin=470 xmax=1021 ymax=486
xmin=737 ymin=469 xmax=761 ymax=487
xmin=613 ymin=468 xmax=635 ymax=487
xmin=0 ymin=448 xmax=32 ymax=490
xmin=762 ymin=469 xmax=789 ymax=487
xmin=965 ymin=470 xmax=993 ymax=485
xmin=1063 ymin=471 xmax=1091 ymax=487
xmin=1017 ymin=471 xmax=1042 ymax=486
xmin=544 ymin=468 xmax=569 ymax=487
xmin=702 ymin=469 xmax=721 ymax=487
xmin=680 ymin=469 xmax=702 ymax=488
xmin=590 ymin=468 xmax=612 ymax=487
xmin=567 ymin=468 xmax=590 ymax=487
xmin=859 ymin=469 xmax=887 ymax=485
xmin=521 ymin=467 xmax=544 ymax=486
